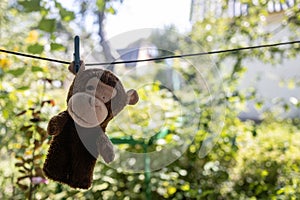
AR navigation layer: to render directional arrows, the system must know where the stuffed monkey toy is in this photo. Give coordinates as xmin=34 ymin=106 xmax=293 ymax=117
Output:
xmin=43 ymin=61 xmax=139 ymax=189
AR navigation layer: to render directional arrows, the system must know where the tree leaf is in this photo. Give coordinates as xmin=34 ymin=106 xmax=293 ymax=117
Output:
xmin=18 ymin=0 xmax=41 ymax=12
xmin=50 ymin=43 xmax=65 ymax=51
xmin=96 ymin=0 xmax=105 ymax=11
xmin=31 ymin=66 xmax=44 ymax=72
xmin=106 ymin=6 xmax=116 ymax=14
xmin=27 ymin=44 xmax=44 ymax=54
xmin=20 ymin=125 xmax=32 ymax=131
xmin=18 ymin=169 xmax=27 ymax=174
xmin=17 ymin=86 xmax=30 ymax=91
xmin=54 ymin=1 xmax=75 ymax=22
xmin=59 ymin=9 xmax=75 ymax=22
xmin=38 ymin=18 xmax=56 ymax=33
xmin=17 ymin=175 xmax=30 ymax=182
xmin=7 ymin=68 xmax=26 ymax=77
xmin=15 ymin=162 xmax=24 ymax=167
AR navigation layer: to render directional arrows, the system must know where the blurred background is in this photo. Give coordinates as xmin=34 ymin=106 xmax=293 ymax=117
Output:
xmin=0 ymin=0 xmax=300 ymax=199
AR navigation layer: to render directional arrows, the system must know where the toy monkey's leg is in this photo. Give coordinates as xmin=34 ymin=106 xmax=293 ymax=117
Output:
xmin=47 ymin=111 xmax=70 ymax=136
xmin=68 ymin=128 xmax=99 ymax=189
xmin=43 ymin=130 xmax=72 ymax=184
xmin=43 ymin=115 xmax=73 ymax=185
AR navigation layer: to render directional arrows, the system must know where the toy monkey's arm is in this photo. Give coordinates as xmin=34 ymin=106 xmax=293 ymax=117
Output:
xmin=97 ymin=132 xmax=115 ymax=163
xmin=47 ymin=111 xmax=70 ymax=136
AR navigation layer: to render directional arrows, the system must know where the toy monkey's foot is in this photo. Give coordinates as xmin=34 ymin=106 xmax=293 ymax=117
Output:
xmin=43 ymin=167 xmax=92 ymax=189
xmin=43 ymin=161 xmax=70 ymax=187
xmin=43 ymin=157 xmax=94 ymax=189
xmin=68 ymin=175 xmax=92 ymax=189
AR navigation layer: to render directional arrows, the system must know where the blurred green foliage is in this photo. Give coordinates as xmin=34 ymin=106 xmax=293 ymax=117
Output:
xmin=0 ymin=0 xmax=300 ymax=199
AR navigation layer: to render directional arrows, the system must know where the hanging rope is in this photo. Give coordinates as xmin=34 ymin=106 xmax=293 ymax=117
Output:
xmin=0 ymin=40 xmax=299 ymax=66
xmin=0 ymin=49 xmax=69 ymax=64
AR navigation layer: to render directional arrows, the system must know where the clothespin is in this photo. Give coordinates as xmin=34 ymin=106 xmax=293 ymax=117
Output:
xmin=73 ymin=36 xmax=80 ymax=73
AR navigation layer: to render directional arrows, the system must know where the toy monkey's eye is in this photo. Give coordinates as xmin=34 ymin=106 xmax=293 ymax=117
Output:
xmin=86 ymin=85 xmax=95 ymax=90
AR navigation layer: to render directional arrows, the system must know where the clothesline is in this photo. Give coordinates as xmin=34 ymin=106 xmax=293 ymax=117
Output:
xmin=0 ymin=40 xmax=299 ymax=66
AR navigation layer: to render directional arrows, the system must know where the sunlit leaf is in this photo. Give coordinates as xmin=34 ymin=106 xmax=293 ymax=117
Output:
xmin=167 ymin=186 xmax=177 ymax=195
xmin=261 ymin=169 xmax=269 ymax=177
xmin=189 ymin=144 xmax=197 ymax=153
xmin=152 ymin=82 xmax=160 ymax=91
xmin=277 ymin=188 xmax=284 ymax=195
xmin=106 ymin=6 xmax=116 ymax=14
xmin=180 ymin=183 xmax=190 ymax=191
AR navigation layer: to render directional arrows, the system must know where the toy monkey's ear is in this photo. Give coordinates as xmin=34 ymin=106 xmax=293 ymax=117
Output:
xmin=68 ymin=61 xmax=85 ymax=75
xmin=126 ymin=89 xmax=139 ymax=105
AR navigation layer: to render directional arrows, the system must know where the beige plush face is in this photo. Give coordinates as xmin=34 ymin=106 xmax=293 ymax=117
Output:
xmin=67 ymin=66 xmax=139 ymax=128
xmin=68 ymin=78 xmax=117 ymax=128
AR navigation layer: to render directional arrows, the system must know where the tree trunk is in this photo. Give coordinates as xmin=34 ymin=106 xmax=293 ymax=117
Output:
xmin=97 ymin=11 xmax=115 ymax=71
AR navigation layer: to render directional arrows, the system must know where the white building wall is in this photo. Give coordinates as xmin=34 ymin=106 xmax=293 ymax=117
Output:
xmin=190 ymin=1 xmax=300 ymax=119
xmin=239 ymin=12 xmax=300 ymax=119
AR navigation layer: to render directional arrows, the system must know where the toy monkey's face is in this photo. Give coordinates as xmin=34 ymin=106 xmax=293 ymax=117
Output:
xmin=67 ymin=66 xmax=138 ymax=128
xmin=68 ymin=76 xmax=116 ymax=127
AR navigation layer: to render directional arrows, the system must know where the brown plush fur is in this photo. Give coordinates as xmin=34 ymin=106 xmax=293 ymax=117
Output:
xmin=43 ymin=112 xmax=101 ymax=189
xmin=43 ymin=64 xmax=138 ymax=189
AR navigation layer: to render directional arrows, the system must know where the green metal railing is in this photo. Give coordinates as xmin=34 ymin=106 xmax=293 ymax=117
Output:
xmin=110 ymin=128 xmax=170 ymax=200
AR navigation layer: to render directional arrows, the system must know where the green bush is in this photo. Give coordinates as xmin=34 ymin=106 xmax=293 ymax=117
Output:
xmin=225 ymin=120 xmax=300 ymax=199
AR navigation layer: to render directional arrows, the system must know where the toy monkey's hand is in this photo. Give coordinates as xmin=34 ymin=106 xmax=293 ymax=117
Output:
xmin=47 ymin=111 xmax=70 ymax=136
xmin=97 ymin=132 xmax=115 ymax=163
